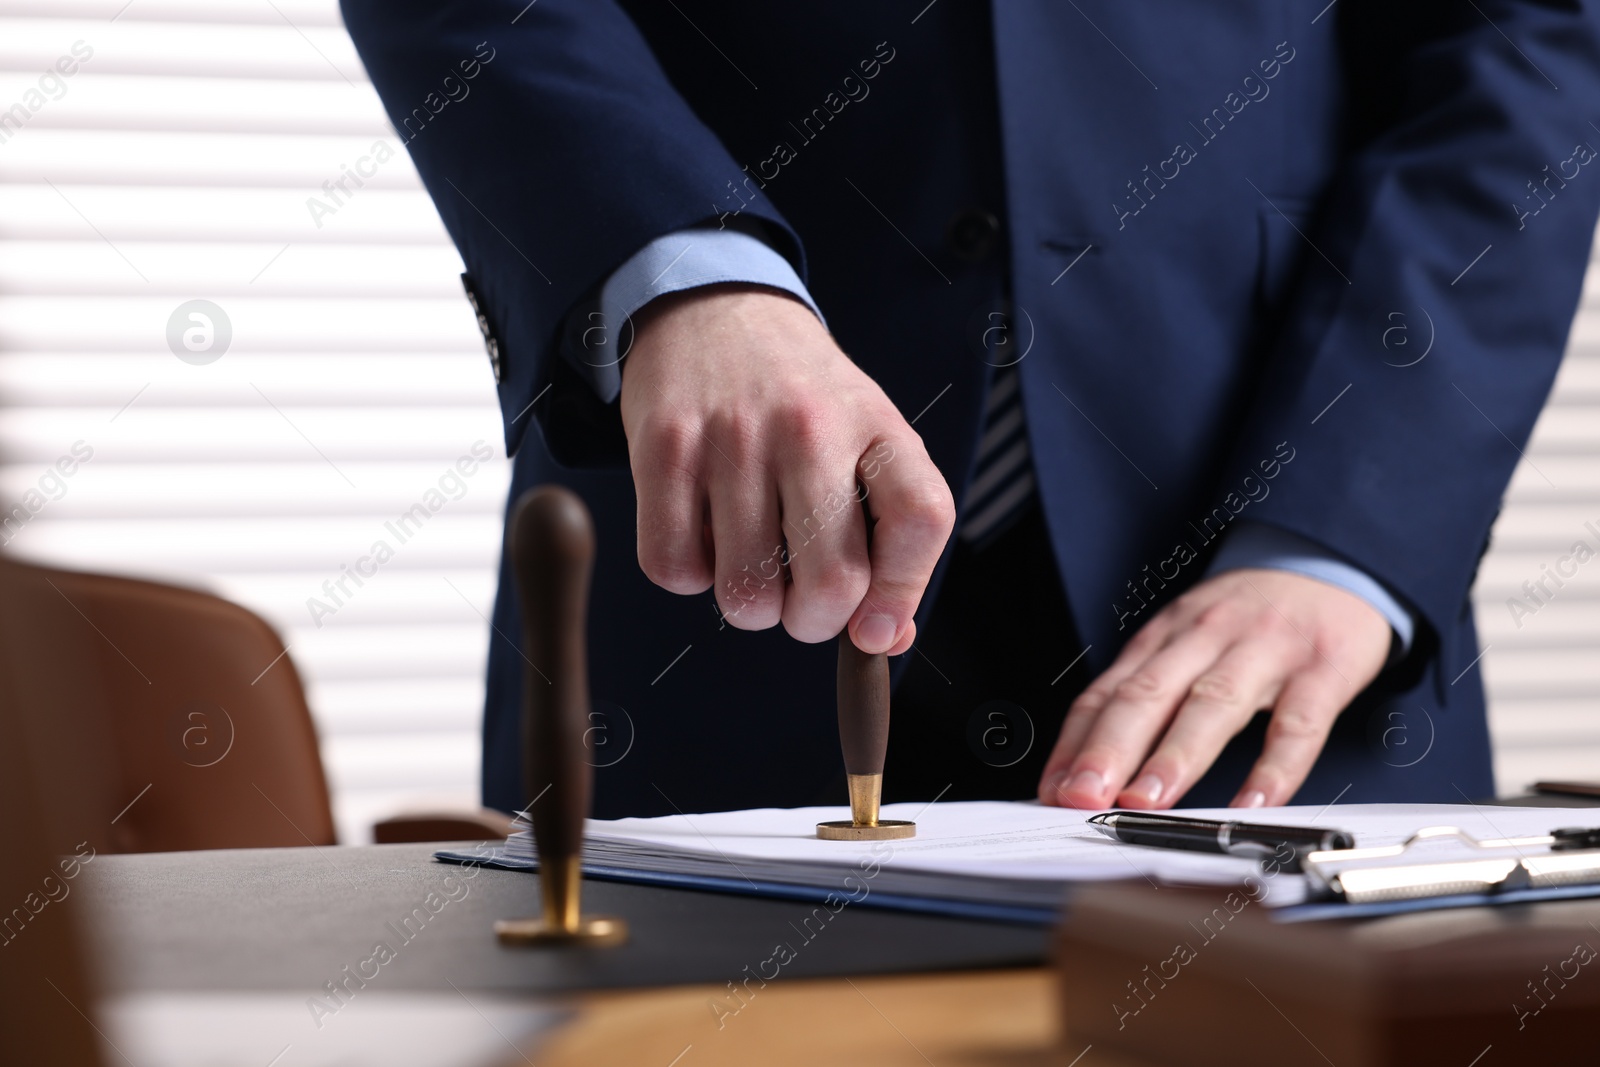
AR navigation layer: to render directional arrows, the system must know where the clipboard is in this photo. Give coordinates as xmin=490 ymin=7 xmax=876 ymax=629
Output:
xmin=1301 ymin=824 xmax=1600 ymax=905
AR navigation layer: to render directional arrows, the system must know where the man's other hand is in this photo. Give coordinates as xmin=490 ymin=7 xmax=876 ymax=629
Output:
xmin=1038 ymin=569 xmax=1391 ymax=810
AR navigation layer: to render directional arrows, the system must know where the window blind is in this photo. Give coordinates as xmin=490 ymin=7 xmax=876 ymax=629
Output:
xmin=0 ymin=0 xmax=508 ymax=843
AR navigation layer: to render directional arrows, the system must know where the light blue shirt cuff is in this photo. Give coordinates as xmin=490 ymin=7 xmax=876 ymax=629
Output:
xmin=1205 ymin=521 xmax=1415 ymax=654
xmin=577 ymin=228 xmax=823 ymax=403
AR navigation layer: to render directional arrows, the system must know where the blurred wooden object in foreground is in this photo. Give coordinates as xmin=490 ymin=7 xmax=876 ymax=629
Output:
xmin=1058 ymin=883 xmax=1597 ymax=1065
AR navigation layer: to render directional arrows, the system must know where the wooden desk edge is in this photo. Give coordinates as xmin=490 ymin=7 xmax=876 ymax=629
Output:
xmin=527 ymin=966 xmax=1150 ymax=1067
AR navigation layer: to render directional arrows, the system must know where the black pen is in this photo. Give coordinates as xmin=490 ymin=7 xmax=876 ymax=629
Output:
xmin=1087 ymin=810 xmax=1355 ymax=871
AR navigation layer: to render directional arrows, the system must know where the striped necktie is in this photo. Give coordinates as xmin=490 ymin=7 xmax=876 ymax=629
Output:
xmin=958 ymin=363 xmax=1036 ymax=546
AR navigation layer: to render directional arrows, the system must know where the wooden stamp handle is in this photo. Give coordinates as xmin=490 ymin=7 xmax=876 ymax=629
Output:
xmin=836 ymin=636 xmax=890 ymax=777
xmin=510 ymin=486 xmax=594 ymax=871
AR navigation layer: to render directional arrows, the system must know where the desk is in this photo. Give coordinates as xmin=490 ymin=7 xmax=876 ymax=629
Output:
xmin=84 ymin=843 xmax=1047 ymax=993
xmin=82 ymin=842 xmax=1060 ymax=1065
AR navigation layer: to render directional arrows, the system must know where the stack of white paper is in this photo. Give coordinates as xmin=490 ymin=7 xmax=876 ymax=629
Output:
xmin=490 ymin=801 xmax=1600 ymax=916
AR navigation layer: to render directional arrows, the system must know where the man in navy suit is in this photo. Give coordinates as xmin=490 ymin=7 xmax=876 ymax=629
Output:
xmin=342 ymin=2 xmax=1600 ymax=818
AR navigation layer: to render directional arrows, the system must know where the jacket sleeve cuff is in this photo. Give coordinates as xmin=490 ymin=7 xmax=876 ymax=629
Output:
xmin=1205 ymin=520 xmax=1415 ymax=655
xmin=569 ymin=227 xmax=825 ymax=403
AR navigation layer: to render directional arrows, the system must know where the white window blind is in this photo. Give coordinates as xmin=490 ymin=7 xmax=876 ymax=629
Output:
xmin=0 ymin=0 xmax=509 ymax=843
xmin=0 ymin=1 xmax=1595 ymax=829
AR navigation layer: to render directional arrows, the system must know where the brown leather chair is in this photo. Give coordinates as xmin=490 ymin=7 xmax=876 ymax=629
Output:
xmin=0 ymin=554 xmax=509 ymax=853
xmin=0 ymin=581 xmax=105 ymax=1065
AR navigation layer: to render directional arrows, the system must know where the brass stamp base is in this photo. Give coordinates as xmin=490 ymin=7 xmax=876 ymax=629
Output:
xmin=815 ymin=819 xmax=916 ymax=841
xmin=819 ymin=773 xmax=915 ymax=839
xmin=494 ymin=915 xmax=628 ymax=947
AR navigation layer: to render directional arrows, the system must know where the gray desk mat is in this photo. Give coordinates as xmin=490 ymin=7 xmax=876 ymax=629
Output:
xmin=83 ymin=843 xmax=1049 ymax=993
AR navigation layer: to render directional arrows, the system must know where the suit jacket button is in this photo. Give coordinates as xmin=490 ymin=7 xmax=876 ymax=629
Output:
xmin=948 ymin=208 xmax=1001 ymax=263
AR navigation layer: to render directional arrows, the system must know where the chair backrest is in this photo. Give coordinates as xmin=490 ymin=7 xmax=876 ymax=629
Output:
xmin=0 ymin=565 xmax=105 ymax=1064
xmin=0 ymin=554 xmax=335 ymax=852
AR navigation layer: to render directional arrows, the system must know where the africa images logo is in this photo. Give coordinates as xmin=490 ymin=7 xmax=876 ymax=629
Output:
xmin=166 ymin=299 xmax=232 ymax=365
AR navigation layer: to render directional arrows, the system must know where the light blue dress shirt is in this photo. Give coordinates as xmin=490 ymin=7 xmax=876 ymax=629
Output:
xmin=578 ymin=228 xmax=823 ymax=405
xmin=1204 ymin=521 xmax=1412 ymax=652
xmin=577 ymin=228 xmax=1414 ymax=653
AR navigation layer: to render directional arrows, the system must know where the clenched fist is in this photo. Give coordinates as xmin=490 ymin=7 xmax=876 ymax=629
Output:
xmin=619 ymin=284 xmax=955 ymax=655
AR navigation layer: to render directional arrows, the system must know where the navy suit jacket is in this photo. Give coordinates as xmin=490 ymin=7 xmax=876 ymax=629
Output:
xmin=342 ymin=1 xmax=1600 ymax=817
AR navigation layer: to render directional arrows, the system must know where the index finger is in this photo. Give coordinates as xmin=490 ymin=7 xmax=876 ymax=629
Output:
xmin=847 ymin=436 xmax=955 ymax=655
xmin=1038 ymin=615 xmax=1176 ymax=805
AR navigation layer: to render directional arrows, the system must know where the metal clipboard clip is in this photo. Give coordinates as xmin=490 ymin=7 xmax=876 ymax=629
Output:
xmin=1301 ymin=825 xmax=1600 ymax=905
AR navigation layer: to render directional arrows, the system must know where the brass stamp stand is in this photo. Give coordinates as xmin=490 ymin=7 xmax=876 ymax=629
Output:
xmin=817 ymin=637 xmax=915 ymax=841
xmin=494 ymin=486 xmax=627 ymax=947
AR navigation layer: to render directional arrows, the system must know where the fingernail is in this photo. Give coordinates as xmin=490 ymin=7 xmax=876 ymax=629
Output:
xmin=856 ymin=614 xmax=897 ymax=653
xmin=1236 ymin=790 xmax=1267 ymax=809
xmin=1124 ymin=773 xmax=1165 ymax=807
xmin=1065 ymin=769 xmax=1105 ymax=805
